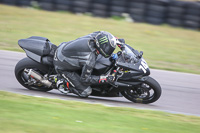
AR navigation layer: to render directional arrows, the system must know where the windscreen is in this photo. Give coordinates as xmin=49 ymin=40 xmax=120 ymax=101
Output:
xmin=124 ymin=44 xmax=138 ymax=62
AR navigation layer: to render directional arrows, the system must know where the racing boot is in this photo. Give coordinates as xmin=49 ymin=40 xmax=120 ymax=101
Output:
xmin=71 ymin=86 xmax=92 ymax=98
xmin=80 ymin=86 xmax=92 ymax=98
xmin=61 ymin=72 xmax=92 ymax=98
xmin=55 ymin=76 xmax=69 ymax=94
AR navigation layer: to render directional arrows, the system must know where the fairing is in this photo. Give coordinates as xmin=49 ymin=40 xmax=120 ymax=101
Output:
xmin=93 ymin=55 xmax=113 ymax=75
xmin=18 ymin=36 xmax=57 ymax=65
xmin=93 ymin=44 xmax=150 ymax=78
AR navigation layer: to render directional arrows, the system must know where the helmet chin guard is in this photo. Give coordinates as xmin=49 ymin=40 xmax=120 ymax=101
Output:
xmin=95 ymin=31 xmax=116 ymax=58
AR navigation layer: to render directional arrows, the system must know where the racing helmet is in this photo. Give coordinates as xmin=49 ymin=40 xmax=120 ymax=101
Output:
xmin=95 ymin=31 xmax=117 ymax=58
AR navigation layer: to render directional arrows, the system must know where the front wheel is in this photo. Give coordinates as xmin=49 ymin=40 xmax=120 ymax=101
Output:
xmin=121 ymin=77 xmax=162 ymax=104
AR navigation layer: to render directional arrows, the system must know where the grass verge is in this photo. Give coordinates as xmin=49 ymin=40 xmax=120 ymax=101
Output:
xmin=0 ymin=91 xmax=200 ymax=133
xmin=0 ymin=4 xmax=200 ymax=74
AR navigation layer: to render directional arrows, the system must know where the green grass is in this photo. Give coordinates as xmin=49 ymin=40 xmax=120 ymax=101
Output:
xmin=0 ymin=91 xmax=200 ymax=133
xmin=0 ymin=4 xmax=200 ymax=74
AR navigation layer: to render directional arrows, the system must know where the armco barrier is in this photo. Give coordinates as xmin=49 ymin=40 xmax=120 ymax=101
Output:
xmin=0 ymin=0 xmax=200 ymax=31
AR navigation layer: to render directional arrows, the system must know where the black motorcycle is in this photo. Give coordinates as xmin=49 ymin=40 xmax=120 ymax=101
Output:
xmin=15 ymin=36 xmax=161 ymax=104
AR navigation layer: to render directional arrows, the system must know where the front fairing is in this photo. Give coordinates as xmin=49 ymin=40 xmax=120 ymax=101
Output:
xmin=93 ymin=44 xmax=150 ymax=79
xmin=117 ymin=57 xmax=150 ymax=79
xmin=116 ymin=45 xmax=150 ymax=80
xmin=137 ymin=58 xmax=150 ymax=76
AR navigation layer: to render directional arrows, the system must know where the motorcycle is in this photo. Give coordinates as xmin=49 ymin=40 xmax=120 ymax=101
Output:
xmin=15 ymin=36 xmax=162 ymax=104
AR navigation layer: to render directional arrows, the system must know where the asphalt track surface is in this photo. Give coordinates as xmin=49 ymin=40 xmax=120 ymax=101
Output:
xmin=0 ymin=50 xmax=200 ymax=116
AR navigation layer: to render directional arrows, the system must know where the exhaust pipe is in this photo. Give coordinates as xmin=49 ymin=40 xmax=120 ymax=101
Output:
xmin=25 ymin=69 xmax=52 ymax=88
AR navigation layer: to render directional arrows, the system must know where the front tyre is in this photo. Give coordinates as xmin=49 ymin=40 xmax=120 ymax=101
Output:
xmin=121 ymin=76 xmax=162 ymax=104
xmin=15 ymin=57 xmax=53 ymax=92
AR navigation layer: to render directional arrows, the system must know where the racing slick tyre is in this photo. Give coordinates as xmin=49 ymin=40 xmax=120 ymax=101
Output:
xmin=15 ymin=57 xmax=53 ymax=92
xmin=121 ymin=76 xmax=162 ymax=104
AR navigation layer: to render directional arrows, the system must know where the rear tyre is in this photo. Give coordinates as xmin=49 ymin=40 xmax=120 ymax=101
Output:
xmin=15 ymin=57 xmax=53 ymax=92
xmin=121 ymin=76 xmax=162 ymax=104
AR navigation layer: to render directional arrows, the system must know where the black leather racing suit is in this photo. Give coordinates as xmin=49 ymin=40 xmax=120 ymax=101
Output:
xmin=53 ymin=31 xmax=102 ymax=96
xmin=53 ymin=31 xmax=125 ymax=97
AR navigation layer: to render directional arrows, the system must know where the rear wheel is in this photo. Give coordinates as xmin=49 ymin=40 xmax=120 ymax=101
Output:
xmin=15 ymin=57 xmax=53 ymax=92
xmin=121 ymin=77 xmax=162 ymax=104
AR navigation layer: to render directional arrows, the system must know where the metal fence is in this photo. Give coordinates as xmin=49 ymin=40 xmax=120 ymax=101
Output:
xmin=1 ymin=0 xmax=200 ymax=30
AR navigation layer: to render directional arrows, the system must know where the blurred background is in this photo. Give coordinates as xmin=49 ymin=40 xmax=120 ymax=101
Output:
xmin=0 ymin=0 xmax=200 ymax=74
xmin=0 ymin=1 xmax=200 ymax=133
xmin=1 ymin=0 xmax=200 ymax=30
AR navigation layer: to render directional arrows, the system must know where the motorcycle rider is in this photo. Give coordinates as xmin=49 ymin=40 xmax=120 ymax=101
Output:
xmin=53 ymin=31 xmax=125 ymax=97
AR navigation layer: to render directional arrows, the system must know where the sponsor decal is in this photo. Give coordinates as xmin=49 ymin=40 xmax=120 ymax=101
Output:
xmin=99 ymin=36 xmax=108 ymax=44
xmin=139 ymin=59 xmax=149 ymax=73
